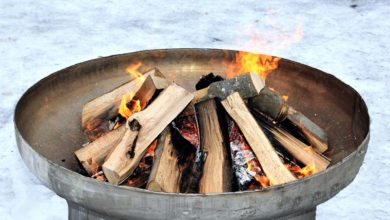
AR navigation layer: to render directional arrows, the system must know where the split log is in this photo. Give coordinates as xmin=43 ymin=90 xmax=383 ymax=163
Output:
xmin=256 ymin=116 xmax=330 ymax=172
xmin=132 ymin=75 xmax=171 ymax=110
xmin=125 ymin=139 xmax=157 ymax=188
xmin=227 ymin=118 xmax=269 ymax=190
xmin=146 ymin=129 xmax=182 ymax=192
xmin=221 ymin=92 xmax=297 ymax=185
xmin=197 ymin=99 xmax=232 ymax=193
xmin=248 ymin=87 xmax=328 ymax=153
xmin=102 ymin=84 xmax=194 ymax=185
xmin=75 ymin=74 xmax=170 ymax=175
xmin=75 ymin=125 xmax=126 ymax=175
xmin=147 ymin=118 xmax=200 ymax=192
xmin=81 ymin=68 xmax=165 ymax=131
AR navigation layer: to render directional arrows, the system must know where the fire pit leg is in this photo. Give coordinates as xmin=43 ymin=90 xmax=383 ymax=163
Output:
xmin=67 ymin=201 xmax=122 ymax=220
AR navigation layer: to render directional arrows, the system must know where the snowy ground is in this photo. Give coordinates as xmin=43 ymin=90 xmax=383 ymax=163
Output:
xmin=0 ymin=0 xmax=389 ymax=219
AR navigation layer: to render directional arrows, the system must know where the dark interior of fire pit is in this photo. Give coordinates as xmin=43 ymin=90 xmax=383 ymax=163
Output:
xmin=14 ymin=49 xmax=369 ymax=175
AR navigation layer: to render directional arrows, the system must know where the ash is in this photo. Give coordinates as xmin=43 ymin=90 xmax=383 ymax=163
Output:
xmin=0 ymin=0 xmax=389 ymax=219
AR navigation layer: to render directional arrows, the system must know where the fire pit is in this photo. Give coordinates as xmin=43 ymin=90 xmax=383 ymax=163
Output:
xmin=14 ymin=48 xmax=369 ymax=219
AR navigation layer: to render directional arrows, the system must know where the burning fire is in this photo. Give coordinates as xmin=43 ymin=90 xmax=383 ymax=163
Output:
xmin=118 ymin=93 xmax=141 ymax=120
xmin=224 ymin=52 xmax=281 ymax=79
xmin=223 ymin=21 xmax=303 ymax=79
xmin=126 ymin=62 xmax=145 ymax=81
xmin=117 ymin=62 xmax=145 ymax=121
xmin=286 ymin=163 xmax=316 ymax=179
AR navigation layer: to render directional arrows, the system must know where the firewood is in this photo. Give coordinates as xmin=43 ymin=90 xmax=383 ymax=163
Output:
xmin=193 ymin=72 xmax=264 ymax=103
xmin=256 ymin=116 xmax=330 ymax=172
xmin=102 ymin=84 xmax=194 ymax=185
xmin=197 ymin=99 xmax=232 ymax=193
xmin=221 ymin=92 xmax=297 ymax=185
xmin=125 ymin=139 xmax=157 ymax=188
xmin=132 ymin=75 xmax=171 ymax=110
xmin=75 ymin=125 xmax=126 ymax=175
xmin=146 ymin=129 xmax=182 ymax=192
xmin=173 ymin=105 xmax=205 ymax=193
xmin=81 ymin=68 xmax=165 ymax=131
xmin=75 ymin=74 xmax=170 ymax=175
xmin=287 ymin=108 xmax=328 ymax=153
xmin=248 ymin=87 xmax=328 ymax=153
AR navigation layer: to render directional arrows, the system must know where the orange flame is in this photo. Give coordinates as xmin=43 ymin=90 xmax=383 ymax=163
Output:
xmin=118 ymin=93 xmax=141 ymax=120
xmin=286 ymin=163 xmax=316 ymax=179
xmin=298 ymin=164 xmax=316 ymax=177
xmin=126 ymin=62 xmax=145 ymax=81
xmin=145 ymin=140 xmax=157 ymax=157
xmin=224 ymin=52 xmax=281 ymax=79
xmin=223 ymin=21 xmax=303 ymax=79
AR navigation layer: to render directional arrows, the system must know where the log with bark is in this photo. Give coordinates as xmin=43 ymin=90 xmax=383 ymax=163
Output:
xmin=221 ymin=92 xmax=297 ymax=185
xmin=193 ymin=72 xmax=264 ymax=104
xmin=248 ymin=87 xmax=328 ymax=153
xmin=102 ymin=84 xmax=194 ymax=185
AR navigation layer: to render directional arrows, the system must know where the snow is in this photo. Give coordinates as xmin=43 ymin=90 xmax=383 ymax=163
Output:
xmin=0 ymin=0 xmax=389 ymax=219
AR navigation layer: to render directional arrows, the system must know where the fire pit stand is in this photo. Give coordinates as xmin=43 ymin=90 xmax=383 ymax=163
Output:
xmin=15 ymin=49 xmax=369 ymax=220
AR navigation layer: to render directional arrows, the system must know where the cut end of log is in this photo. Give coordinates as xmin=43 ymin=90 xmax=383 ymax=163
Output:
xmin=101 ymin=166 xmax=121 ymax=185
xmin=146 ymin=181 xmax=164 ymax=192
xmin=247 ymin=72 xmax=265 ymax=95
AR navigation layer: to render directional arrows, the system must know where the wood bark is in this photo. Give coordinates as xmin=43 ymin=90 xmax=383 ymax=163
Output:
xmin=81 ymin=68 xmax=164 ymax=131
xmin=286 ymin=108 xmax=328 ymax=153
xmin=249 ymin=87 xmax=328 ymax=153
xmin=193 ymin=72 xmax=264 ymax=103
xmin=221 ymin=92 xmax=297 ymax=185
xmin=197 ymin=99 xmax=232 ymax=193
xmin=102 ymin=84 xmax=194 ymax=185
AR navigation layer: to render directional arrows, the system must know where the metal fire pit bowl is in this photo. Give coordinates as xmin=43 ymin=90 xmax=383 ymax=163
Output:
xmin=14 ymin=48 xmax=369 ymax=220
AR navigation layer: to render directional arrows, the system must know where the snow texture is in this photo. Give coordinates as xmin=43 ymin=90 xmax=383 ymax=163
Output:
xmin=0 ymin=0 xmax=389 ymax=219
